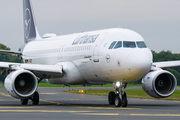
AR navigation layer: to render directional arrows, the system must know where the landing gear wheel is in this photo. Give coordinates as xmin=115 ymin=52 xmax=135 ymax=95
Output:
xmin=108 ymin=91 xmax=115 ymax=105
xmin=21 ymin=99 xmax=28 ymax=105
xmin=122 ymin=92 xmax=128 ymax=107
xmin=32 ymin=91 xmax=39 ymax=105
xmin=115 ymin=96 xmax=121 ymax=107
xmin=113 ymin=82 xmax=129 ymax=107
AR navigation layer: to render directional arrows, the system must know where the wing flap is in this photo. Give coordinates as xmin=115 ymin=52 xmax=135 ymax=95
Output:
xmin=21 ymin=64 xmax=63 ymax=78
xmin=0 ymin=62 xmax=63 ymax=78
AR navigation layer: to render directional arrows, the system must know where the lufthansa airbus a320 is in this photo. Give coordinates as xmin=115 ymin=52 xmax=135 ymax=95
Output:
xmin=0 ymin=0 xmax=179 ymax=107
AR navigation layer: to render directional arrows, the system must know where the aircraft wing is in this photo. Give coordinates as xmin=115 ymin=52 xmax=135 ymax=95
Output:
xmin=0 ymin=62 xmax=63 ymax=78
xmin=152 ymin=60 xmax=180 ymax=69
xmin=0 ymin=50 xmax=22 ymax=55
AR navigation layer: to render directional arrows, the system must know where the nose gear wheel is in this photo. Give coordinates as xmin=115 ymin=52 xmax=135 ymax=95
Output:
xmin=108 ymin=91 xmax=115 ymax=104
xmin=108 ymin=82 xmax=128 ymax=107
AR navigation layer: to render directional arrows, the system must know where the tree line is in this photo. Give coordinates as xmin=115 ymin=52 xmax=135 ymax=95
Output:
xmin=0 ymin=44 xmax=21 ymax=82
xmin=152 ymin=50 xmax=180 ymax=85
xmin=0 ymin=43 xmax=180 ymax=85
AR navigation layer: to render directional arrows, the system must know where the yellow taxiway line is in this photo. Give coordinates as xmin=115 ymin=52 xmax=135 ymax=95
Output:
xmin=0 ymin=110 xmax=94 ymax=113
xmin=0 ymin=92 xmax=11 ymax=97
xmin=0 ymin=110 xmax=179 ymax=117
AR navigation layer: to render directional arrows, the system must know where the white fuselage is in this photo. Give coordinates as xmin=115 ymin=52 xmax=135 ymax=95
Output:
xmin=21 ymin=28 xmax=153 ymax=85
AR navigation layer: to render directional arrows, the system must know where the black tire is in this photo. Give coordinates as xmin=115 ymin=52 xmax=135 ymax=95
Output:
xmin=123 ymin=91 xmax=127 ymax=98
xmin=21 ymin=99 xmax=28 ymax=105
xmin=108 ymin=91 xmax=115 ymax=105
xmin=115 ymin=96 xmax=121 ymax=107
xmin=122 ymin=92 xmax=128 ymax=107
xmin=32 ymin=91 xmax=39 ymax=105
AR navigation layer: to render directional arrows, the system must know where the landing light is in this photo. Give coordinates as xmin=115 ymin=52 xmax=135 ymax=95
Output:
xmin=116 ymin=82 xmax=120 ymax=87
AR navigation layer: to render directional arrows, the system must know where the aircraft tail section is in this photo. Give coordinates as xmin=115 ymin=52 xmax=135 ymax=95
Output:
xmin=23 ymin=0 xmax=41 ymax=43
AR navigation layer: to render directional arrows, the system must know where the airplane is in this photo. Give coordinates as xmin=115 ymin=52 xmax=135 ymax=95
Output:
xmin=0 ymin=0 xmax=180 ymax=107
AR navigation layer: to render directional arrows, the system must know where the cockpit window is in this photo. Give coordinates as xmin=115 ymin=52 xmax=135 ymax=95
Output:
xmin=123 ymin=41 xmax=136 ymax=48
xmin=114 ymin=41 xmax=122 ymax=49
xmin=136 ymin=41 xmax=147 ymax=48
xmin=108 ymin=41 xmax=117 ymax=49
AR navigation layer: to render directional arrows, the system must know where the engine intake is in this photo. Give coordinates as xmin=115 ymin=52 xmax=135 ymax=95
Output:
xmin=142 ymin=70 xmax=177 ymax=98
xmin=4 ymin=70 xmax=37 ymax=99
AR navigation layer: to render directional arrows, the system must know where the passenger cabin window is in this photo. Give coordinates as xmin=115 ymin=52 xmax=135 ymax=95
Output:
xmin=136 ymin=41 xmax=147 ymax=48
xmin=123 ymin=41 xmax=136 ymax=48
xmin=108 ymin=41 xmax=117 ymax=49
xmin=114 ymin=41 xmax=122 ymax=49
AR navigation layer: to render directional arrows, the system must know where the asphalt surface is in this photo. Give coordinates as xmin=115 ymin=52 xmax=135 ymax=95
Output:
xmin=0 ymin=87 xmax=180 ymax=120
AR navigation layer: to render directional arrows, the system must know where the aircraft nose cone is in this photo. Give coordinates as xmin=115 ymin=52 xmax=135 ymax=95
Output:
xmin=126 ymin=51 xmax=152 ymax=78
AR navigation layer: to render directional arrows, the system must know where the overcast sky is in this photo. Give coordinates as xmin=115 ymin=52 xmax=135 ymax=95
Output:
xmin=0 ymin=0 xmax=180 ymax=53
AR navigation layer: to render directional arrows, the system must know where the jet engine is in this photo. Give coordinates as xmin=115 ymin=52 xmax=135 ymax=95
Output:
xmin=4 ymin=70 xmax=38 ymax=99
xmin=142 ymin=70 xmax=177 ymax=98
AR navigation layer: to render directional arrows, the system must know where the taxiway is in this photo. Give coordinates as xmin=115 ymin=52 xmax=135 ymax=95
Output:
xmin=0 ymin=87 xmax=180 ymax=120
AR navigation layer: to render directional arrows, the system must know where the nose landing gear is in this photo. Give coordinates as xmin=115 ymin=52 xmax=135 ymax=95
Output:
xmin=108 ymin=82 xmax=128 ymax=107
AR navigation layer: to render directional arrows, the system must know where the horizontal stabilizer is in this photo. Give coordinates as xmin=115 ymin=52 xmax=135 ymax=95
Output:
xmin=0 ymin=50 xmax=22 ymax=55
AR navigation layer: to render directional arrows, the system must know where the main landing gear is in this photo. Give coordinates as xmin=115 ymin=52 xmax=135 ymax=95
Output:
xmin=21 ymin=91 xmax=39 ymax=105
xmin=108 ymin=82 xmax=128 ymax=107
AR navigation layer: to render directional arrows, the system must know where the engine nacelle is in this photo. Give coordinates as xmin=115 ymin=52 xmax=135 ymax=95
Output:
xmin=4 ymin=70 xmax=38 ymax=99
xmin=142 ymin=70 xmax=177 ymax=98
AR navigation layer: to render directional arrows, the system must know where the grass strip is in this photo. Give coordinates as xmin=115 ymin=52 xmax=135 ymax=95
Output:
xmin=0 ymin=83 xmax=3 ymax=89
xmin=64 ymin=89 xmax=180 ymax=101
xmin=38 ymin=83 xmax=141 ymax=88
